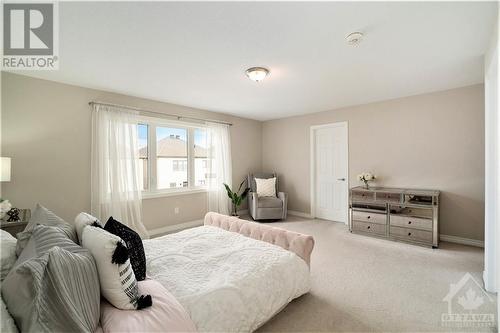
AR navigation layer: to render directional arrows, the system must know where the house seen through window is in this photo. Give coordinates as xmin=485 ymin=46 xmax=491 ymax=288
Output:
xmin=137 ymin=123 xmax=208 ymax=193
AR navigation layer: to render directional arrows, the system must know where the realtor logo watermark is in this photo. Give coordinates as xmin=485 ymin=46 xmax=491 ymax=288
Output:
xmin=441 ymin=272 xmax=496 ymax=328
xmin=2 ymin=2 xmax=59 ymax=70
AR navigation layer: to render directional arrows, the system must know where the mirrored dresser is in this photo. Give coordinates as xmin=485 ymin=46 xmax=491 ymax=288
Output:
xmin=349 ymin=186 xmax=440 ymax=248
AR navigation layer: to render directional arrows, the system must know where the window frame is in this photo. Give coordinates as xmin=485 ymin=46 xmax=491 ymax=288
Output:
xmin=137 ymin=116 xmax=208 ymax=199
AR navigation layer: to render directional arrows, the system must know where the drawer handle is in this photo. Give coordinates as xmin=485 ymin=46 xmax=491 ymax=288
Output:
xmin=367 ymin=226 xmax=371 ymax=229
xmin=367 ymin=216 xmax=371 ymax=219
xmin=408 ymin=232 xmax=412 ymax=236
xmin=408 ymin=221 xmax=412 ymax=224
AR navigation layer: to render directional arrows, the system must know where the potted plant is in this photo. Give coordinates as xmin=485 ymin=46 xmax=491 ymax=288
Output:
xmin=357 ymin=172 xmax=377 ymax=189
xmin=223 ymin=179 xmax=250 ymax=217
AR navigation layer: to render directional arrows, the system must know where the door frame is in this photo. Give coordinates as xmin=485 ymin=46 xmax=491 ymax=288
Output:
xmin=310 ymin=121 xmax=349 ymax=224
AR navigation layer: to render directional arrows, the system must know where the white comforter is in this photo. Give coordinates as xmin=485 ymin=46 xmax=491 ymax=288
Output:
xmin=143 ymin=225 xmax=310 ymax=332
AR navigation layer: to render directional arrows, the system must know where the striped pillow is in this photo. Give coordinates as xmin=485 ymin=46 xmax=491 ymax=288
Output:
xmin=1 ymin=225 xmax=100 ymax=332
xmin=82 ymin=226 xmax=151 ymax=310
xmin=16 ymin=204 xmax=77 ymax=256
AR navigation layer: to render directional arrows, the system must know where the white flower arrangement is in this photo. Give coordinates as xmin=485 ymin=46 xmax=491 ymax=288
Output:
xmin=357 ymin=172 xmax=376 ymax=188
xmin=0 ymin=199 xmax=12 ymax=220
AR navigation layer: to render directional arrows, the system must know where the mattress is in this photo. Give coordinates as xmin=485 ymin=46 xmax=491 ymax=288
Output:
xmin=143 ymin=225 xmax=310 ymax=332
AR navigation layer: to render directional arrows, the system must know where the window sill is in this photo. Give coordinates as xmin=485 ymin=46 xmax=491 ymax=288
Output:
xmin=142 ymin=188 xmax=207 ymax=200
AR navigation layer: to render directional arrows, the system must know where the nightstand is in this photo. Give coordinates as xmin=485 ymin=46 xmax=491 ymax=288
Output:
xmin=0 ymin=209 xmax=31 ymax=237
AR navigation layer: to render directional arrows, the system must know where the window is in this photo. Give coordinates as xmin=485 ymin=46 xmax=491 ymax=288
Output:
xmin=157 ymin=127 xmax=188 ymax=189
xmin=172 ymin=160 xmax=187 ymax=172
xmin=137 ymin=124 xmax=149 ymax=191
xmin=194 ymin=128 xmax=208 ymax=187
xmin=137 ymin=121 xmax=208 ymax=195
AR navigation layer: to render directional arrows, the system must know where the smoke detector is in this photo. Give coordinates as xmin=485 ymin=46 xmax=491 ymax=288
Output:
xmin=346 ymin=32 xmax=364 ymax=45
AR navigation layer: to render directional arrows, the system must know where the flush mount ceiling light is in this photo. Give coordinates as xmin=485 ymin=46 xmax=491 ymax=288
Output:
xmin=245 ymin=67 xmax=269 ymax=82
xmin=346 ymin=32 xmax=364 ymax=45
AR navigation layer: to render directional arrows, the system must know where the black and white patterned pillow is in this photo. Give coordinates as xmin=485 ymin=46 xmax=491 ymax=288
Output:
xmin=81 ymin=226 xmax=151 ymax=310
xmin=104 ymin=217 xmax=146 ymax=281
xmin=74 ymin=212 xmax=103 ymax=245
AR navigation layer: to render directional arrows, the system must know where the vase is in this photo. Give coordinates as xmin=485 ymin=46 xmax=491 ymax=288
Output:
xmin=363 ymin=180 xmax=369 ymax=189
xmin=231 ymin=203 xmax=239 ymax=217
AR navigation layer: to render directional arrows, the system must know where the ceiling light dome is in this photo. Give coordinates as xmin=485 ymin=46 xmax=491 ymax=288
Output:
xmin=245 ymin=67 xmax=269 ymax=82
xmin=346 ymin=32 xmax=363 ymax=45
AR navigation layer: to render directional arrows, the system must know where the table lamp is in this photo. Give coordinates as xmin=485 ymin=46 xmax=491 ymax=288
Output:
xmin=1 ymin=157 xmax=11 ymax=182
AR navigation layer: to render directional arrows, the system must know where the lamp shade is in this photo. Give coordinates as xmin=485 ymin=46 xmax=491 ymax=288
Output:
xmin=1 ymin=157 xmax=11 ymax=182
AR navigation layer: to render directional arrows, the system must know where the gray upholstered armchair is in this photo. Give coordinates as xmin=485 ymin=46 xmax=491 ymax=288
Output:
xmin=247 ymin=172 xmax=288 ymax=221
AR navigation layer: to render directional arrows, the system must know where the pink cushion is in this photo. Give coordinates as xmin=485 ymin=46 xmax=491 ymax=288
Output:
xmin=204 ymin=212 xmax=315 ymax=266
xmin=100 ymin=279 xmax=197 ymax=333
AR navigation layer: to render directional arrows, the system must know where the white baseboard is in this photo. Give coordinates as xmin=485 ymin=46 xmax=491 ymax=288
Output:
xmin=147 ymin=216 xmax=484 ymax=249
xmin=148 ymin=219 xmax=203 ymax=237
xmin=483 ymin=270 xmax=489 ymax=290
xmin=287 ymin=210 xmax=313 ymax=218
xmin=483 ymin=270 xmax=498 ymax=293
xmin=149 ymin=210 xmax=249 ymax=237
xmin=440 ymin=234 xmax=484 ymax=248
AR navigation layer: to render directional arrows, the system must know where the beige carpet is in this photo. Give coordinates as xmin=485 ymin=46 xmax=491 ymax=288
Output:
xmin=240 ymin=215 xmax=497 ymax=333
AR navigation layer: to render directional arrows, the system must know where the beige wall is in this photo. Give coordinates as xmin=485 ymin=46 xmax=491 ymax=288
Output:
xmin=1 ymin=73 xmax=485 ymax=241
xmin=1 ymin=73 xmax=262 ymax=231
xmin=263 ymin=85 xmax=485 ymax=241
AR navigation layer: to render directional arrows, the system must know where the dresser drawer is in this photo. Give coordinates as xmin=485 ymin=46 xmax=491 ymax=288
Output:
xmin=390 ymin=226 xmax=432 ymax=243
xmin=375 ymin=192 xmax=402 ymax=203
xmin=352 ymin=211 xmax=386 ymax=225
xmin=352 ymin=221 xmax=386 ymax=235
xmin=390 ymin=215 xmax=432 ymax=231
xmin=389 ymin=205 xmax=433 ymax=219
xmin=351 ymin=191 xmax=374 ymax=202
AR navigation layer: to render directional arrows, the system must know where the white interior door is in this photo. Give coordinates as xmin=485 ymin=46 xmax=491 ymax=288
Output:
xmin=312 ymin=123 xmax=348 ymax=223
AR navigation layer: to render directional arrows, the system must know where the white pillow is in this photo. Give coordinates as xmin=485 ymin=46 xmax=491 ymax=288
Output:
xmin=81 ymin=226 xmax=150 ymax=310
xmin=0 ymin=230 xmax=17 ymax=281
xmin=74 ymin=212 xmax=102 ymax=245
xmin=1 ymin=295 xmax=18 ymax=333
xmin=255 ymin=177 xmax=277 ymax=197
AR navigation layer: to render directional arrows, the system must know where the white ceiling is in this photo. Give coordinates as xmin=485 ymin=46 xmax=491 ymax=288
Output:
xmin=14 ymin=2 xmax=497 ymax=121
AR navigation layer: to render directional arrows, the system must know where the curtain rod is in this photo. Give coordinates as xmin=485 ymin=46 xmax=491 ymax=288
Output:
xmin=88 ymin=101 xmax=233 ymax=126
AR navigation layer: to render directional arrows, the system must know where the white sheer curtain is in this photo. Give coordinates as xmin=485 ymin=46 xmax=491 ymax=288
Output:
xmin=206 ymin=122 xmax=232 ymax=215
xmin=91 ymin=104 xmax=149 ymax=239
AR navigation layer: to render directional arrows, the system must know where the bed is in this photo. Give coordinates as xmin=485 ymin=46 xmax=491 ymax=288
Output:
xmin=142 ymin=212 xmax=315 ymax=332
xmin=1 ymin=211 xmax=314 ymax=333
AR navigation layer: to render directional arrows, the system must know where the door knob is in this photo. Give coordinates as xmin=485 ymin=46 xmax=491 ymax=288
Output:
xmin=337 ymin=178 xmax=346 ymax=181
